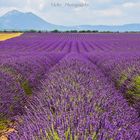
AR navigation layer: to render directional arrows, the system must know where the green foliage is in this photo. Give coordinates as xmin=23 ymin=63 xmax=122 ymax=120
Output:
xmin=38 ymin=30 xmax=42 ymax=33
xmin=35 ymin=127 xmax=100 ymax=140
xmin=21 ymin=80 xmax=32 ymax=96
xmin=51 ymin=125 xmax=61 ymax=140
xmin=0 ymin=118 xmax=9 ymax=131
xmin=92 ymin=132 xmax=98 ymax=140
xmin=65 ymin=127 xmax=70 ymax=140
xmin=51 ymin=30 xmax=60 ymax=33
xmin=79 ymin=30 xmax=99 ymax=33
xmin=134 ymin=76 xmax=140 ymax=91
xmin=116 ymin=73 xmax=128 ymax=88
xmin=95 ymin=104 xmax=105 ymax=113
xmin=36 ymin=125 xmax=61 ymax=140
xmin=27 ymin=30 xmax=38 ymax=33
xmin=45 ymin=129 xmax=60 ymax=140
xmin=127 ymin=75 xmax=140 ymax=97
xmin=69 ymin=30 xmax=78 ymax=33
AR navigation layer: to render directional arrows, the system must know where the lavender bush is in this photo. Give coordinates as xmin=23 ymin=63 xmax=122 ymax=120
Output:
xmin=0 ymin=33 xmax=140 ymax=139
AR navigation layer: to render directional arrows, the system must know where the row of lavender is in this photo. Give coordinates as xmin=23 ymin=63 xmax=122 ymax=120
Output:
xmin=1 ymin=53 xmax=139 ymax=140
xmin=9 ymin=54 xmax=140 ymax=140
xmin=0 ymin=33 xmax=140 ymax=53
xmin=0 ymin=52 xmax=66 ymax=118
xmin=0 ymin=33 xmax=140 ymax=139
xmin=87 ymin=52 xmax=140 ymax=112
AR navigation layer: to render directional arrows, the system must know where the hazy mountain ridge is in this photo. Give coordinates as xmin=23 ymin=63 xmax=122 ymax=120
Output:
xmin=0 ymin=10 xmax=140 ymax=32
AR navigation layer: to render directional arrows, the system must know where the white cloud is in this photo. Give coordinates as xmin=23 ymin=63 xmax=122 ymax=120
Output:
xmin=96 ymin=8 xmax=122 ymax=17
xmin=123 ymin=2 xmax=135 ymax=8
xmin=0 ymin=0 xmax=140 ymax=25
xmin=96 ymin=0 xmax=112 ymax=3
xmin=122 ymin=2 xmax=140 ymax=8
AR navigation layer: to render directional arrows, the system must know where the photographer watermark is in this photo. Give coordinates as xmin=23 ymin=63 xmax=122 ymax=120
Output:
xmin=51 ymin=2 xmax=89 ymax=8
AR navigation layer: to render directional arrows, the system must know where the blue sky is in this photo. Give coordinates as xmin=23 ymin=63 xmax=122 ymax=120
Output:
xmin=0 ymin=0 xmax=140 ymax=25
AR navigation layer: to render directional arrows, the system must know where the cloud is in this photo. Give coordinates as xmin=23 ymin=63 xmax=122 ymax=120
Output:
xmin=123 ymin=2 xmax=135 ymax=8
xmin=96 ymin=0 xmax=112 ymax=3
xmin=122 ymin=2 xmax=140 ymax=8
xmin=0 ymin=0 xmax=140 ymax=25
xmin=96 ymin=8 xmax=122 ymax=17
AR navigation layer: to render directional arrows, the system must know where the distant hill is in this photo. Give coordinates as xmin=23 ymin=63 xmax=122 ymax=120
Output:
xmin=75 ymin=24 xmax=140 ymax=32
xmin=0 ymin=10 xmax=64 ymax=31
xmin=0 ymin=10 xmax=140 ymax=32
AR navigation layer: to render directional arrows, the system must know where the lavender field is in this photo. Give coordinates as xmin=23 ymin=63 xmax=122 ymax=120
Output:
xmin=0 ymin=33 xmax=140 ymax=140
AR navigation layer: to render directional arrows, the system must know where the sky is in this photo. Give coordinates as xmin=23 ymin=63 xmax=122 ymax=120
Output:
xmin=0 ymin=0 xmax=140 ymax=26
